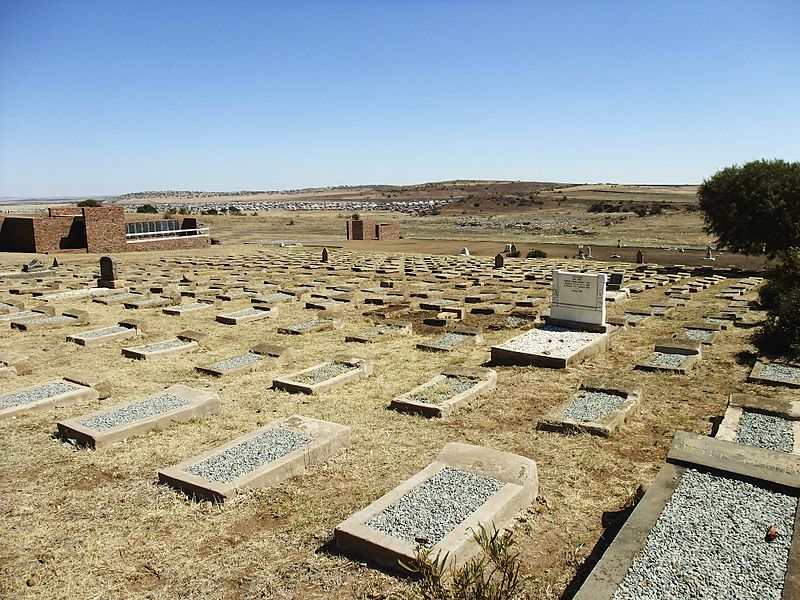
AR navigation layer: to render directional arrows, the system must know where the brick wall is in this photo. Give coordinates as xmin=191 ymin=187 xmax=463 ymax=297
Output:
xmin=83 ymin=206 xmax=127 ymax=253
xmin=32 ymin=216 xmax=85 ymax=251
xmin=48 ymin=207 xmax=83 ymax=217
xmin=376 ymin=222 xmax=400 ymax=240
xmin=127 ymin=234 xmax=210 ymax=252
xmin=0 ymin=218 xmax=36 ymax=252
xmin=346 ymin=219 xmax=377 ymax=240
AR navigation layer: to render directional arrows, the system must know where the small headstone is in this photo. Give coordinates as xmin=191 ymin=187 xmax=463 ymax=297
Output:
xmin=22 ymin=259 xmax=44 ymax=273
xmin=98 ymin=256 xmax=125 ymax=289
xmin=510 ymin=244 xmax=517 ymax=254
xmin=636 ymin=250 xmax=644 ymax=264
xmin=459 ymin=247 xmax=470 ymax=256
xmin=585 ymin=245 xmax=592 ymax=258
xmin=494 ymin=254 xmax=504 ymax=269
xmin=322 ymin=247 xmax=329 ymax=263
xmin=703 ymin=245 xmax=715 ymax=261
xmin=52 ymin=258 xmax=59 ymax=268
xmin=607 ymin=272 xmax=625 ymax=291
xmin=503 ymin=244 xmax=513 ymax=253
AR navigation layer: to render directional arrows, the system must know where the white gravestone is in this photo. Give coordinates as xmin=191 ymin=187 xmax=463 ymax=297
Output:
xmin=550 ymin=270 xmax=606 ymax=327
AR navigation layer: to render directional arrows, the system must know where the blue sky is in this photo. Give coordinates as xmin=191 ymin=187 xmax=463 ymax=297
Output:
xmin=1 ymin=1 xmax=798 ymax=196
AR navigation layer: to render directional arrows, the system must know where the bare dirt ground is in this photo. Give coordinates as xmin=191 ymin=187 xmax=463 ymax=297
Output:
xmin=0 ymin=238 xmax=774 ymax=599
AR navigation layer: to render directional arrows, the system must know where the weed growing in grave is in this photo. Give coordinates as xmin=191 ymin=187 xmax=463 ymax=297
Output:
xmin=403 ymin=525 xmax=523 ymax=600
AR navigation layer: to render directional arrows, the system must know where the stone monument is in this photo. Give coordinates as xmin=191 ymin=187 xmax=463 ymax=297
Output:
xmin=547 ymin=270 xmax=607 ymax=331
xmin=494 ymin=253 xmax=504 ymax=269
xmin=97 ymin=256 xmax=125 ymax=289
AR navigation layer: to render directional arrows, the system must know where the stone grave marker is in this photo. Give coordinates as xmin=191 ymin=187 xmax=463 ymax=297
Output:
xmin=715 ymin=393 xmax=799 ymax=455
xmin=196 ymin=343 xmax=288 ymax=377
xmin=494 ymin=254 xmax=504 ymax=269
xmin=390 ymin=367 xmax=496 ymax=418
xmin=122 ymin=329 xmax=207 ymax=360
xmin=67 ymin=320 xmax=145 ymax=346
xmin=548 ymin=270 xmax=607 ymax=331
xmin=272 ymin=357 xmax=372 ymax=395
xmin=98 ymin=256 xmax=126 ymax=288
xmin=0 ymin=377 xmax=100 ymax=420
xmin=635 ymin=338 xmax=702 ymax=374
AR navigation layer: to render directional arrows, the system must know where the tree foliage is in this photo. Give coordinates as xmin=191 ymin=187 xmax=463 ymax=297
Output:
xmin=136 ymin=204 xmax=158 ymax=214
xmin=752 ymin=249 xmax=800 ymax=358
xmin=698 ymin=159 xmax=800 ymax=256
xmin=77 ymin=198 xmax=101 ymax=207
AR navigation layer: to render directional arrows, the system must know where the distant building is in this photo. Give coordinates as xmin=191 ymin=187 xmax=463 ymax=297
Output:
xmin=0 ymin=206 xmax=210 ymax=253
xmin=346 ymin=218 xmax=400 ymax=241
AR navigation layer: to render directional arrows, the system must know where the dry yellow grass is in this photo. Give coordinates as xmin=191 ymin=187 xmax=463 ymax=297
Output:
xmin=0 ymin=245 xmax=771 ymax=600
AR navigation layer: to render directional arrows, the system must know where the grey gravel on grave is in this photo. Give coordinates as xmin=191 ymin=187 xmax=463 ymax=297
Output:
xmin=225 ymin=308 xmax=264 ymax=318
xmin=293 ymin=361 xmax=354 ymax=384
xmin=504 ymin=316 xmax=533 ymax=328
xmin=290 ymin=319 xmax=320 ymax=330
xmin=367 ymin=466 xmax=504 ymax=547
xmin=410 ymin=376 xmax=477 ymax=405
xmin=186 ymin=427 xmax=312 ymax=483
xmin=77 ymin=325 xmax=129 ymax=340
xmin=431 ymin=333 xmax=470 ymax=348
xmin=138 ymin=338 xmax=191 ymax=353
xmin=78 ymin=393 xmax=189 ymax=431
xmin=646 ymin=352 xmax=686 ymax=368
xmin=735 ymin=411 xmax=794 ymax=453
xmin=174 ymin=302 xmax=207 ymax=312
xmin=0 ymin=311 xmax=39 ymax=322
xmin=761 ymin=363 xmax=800 ymax=383
xmin=22 ymin=315 xmax=75 ymax=326
xmin=208 ymin=352 xmax=263 ymax=372
xmin=612 ymin=468 xmax=797 ymax=600
xmin=498 ymin=325 xmax=603 ymax=358
xmin=0 ymin=381 xmax=80 ymax=409
xmin=682 ymin=328 xmax=714 ymax=342
xmin=258 ymin=293 xmax=292 ymax=302
xmin=624 ymin=314 xmax=647 ymax=323
xmin=563 ymin=390 xmax=626 ymax=423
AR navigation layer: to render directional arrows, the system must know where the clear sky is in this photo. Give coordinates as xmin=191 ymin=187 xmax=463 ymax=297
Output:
xmin=0 ymin=1 xmax=798 ymax=197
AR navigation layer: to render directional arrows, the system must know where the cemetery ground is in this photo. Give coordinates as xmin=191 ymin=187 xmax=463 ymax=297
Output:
xmin=0 ymin=245 xmax=782 ymax=599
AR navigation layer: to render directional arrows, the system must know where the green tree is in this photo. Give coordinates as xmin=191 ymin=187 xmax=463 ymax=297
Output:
xmin=77 ymin=198 xmax=101 ymax=207
xmin=698 ymin=159 xmax=800 ymax=256
xmin=136 ymin=204 xmax=158 ymax=214
xmin=752 ymin=249 xmax=800 ymax=358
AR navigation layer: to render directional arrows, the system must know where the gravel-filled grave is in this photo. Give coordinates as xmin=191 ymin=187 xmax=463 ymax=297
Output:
xmin=643 ymin=352 xmax=686 ymax=369
xmin=366 ymin=466 xmax=504 ymax=547
xmin=0 ymin=382 xmax=80 ymax=409
xmin=409 ymin=376 xmax=478 ymax=406
xmin=497 ymin=326 xmax=603 ymax=358
xmin=292 ymin=362 xmax=355 ymax=384
xmin=186 ymin=427 xmax=312 ymax=483
xmin=75 ymin=325 xmax=129 ymax=340
xmin=136 ymin=338 xmax=192 ymax=353
xmin=0 ymin=311 xmax=39 ymax=323
xmin=682 ymin=328 xmax=715 ymax=342
xmin=429 ymin=333 xmax=471 ymax=348
xmin=735 ymin=411 xmax=795 ymax=453
xmin=224 ymin=308 xmax=265 ymax=318
xmin=18 ymin=315 xmax=74 ymax=326
xmin=611 ymin=468 xmax=797 ymax=600
xmin=761 ymin=363 xmax=800 ymax=384
xmin=562 ymin=390 xmax=626 ymax=423
xmin=78 ymin=393 xmax=189 ymax=431
xmin=256 ymin=293 xmax=293 ymax=303
xmin=206 ymin=352 xmax=263 ymax=372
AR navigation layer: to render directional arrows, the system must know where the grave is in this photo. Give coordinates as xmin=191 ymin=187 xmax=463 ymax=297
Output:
xmin=491 ymin=325 xmax=612 ymax=368
xmin=158 ymin=415 xmax=349 ymax=502
xmin=97 ymin=256 xmax=126 ymax=289
xmin=122 ymin=329 xmax=206 ymax=360
xmin=389 ymin=367 xmax=496 ymax=418
xmin=677 ymin=320 xmax=723 ymax=345
xmin=272 ymin=357 xmax=373 ymax=395
xmin=574 ymin=432 xmax=800 ymax=600
xmin=215 ymin=306 xmax=274 ymax=325
xmin=162 ymin=300 xmax=216 ymax=316
xmin=0 ymin=353 xmax=32 ymax=378
xmin=57 ymin=384 xmax=220 ymax=449
xmin=10 ymin=309 xmax=90 ymax=331
xmin=278 ymin=315 xmax=343 ymax=335
xmin=0 ymin=377 xmax=99 ymax=420
xmin=345 ymin=320 xmax=412 ymax=343
xmin=66 ymin=319 xmax=146 ymax=346
xmin=195 ymin=343 xmax=288 ymax=377
xmin=537 ymin=379 xmax=644 ymax=437
xmin=334 ymin=442 xmax=538 ymax=572
xmin=748 ymin=359 xmax=800 ymax=389
xmin=416 ymin=327 xmax=482 ymax=352
xmin=123 ymin=295 xmax=179 ymax=309
xmin=634 ymin=338 xmax=702 ymax=374
xmin=716 ymin=393 xmax=799 ymax=455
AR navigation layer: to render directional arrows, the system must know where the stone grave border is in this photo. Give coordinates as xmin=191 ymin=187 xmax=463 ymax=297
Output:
xmin=0 ymin=377 xmax=99 ymax=420
xmin=416 ymin=327 xmax=482 ymax=353
xmin=634 ymin=338 xmax=702 ymax=374
xmin=158 ymin=415 xmax=350 ymax=502
xmin=195 ymin=344 xmax=288 ymax=377
xmin=0 ymin=352 xmax=32 ymax=378
xmin=334 ymin=442 xmax=538 ymax=573
xmin=57 ymin=384 xmax=220 ymax=449
xmin=490 ymin=326 xmax=615 ymax=369
xmin=716 ymin=393 xmax=800 ymax=455
xmin=278 ymin=315 xmax=343 ymax=335
xmin=677 ymin=320 xmax=723 ymax=345
xmin=215 ymin=306 xmax=275 ymax=325
xmin=389 ymin=367 xmax=497 ymax=418
xmin=749 ymin=359 xmax=800 ymax=389
xmin=345 ymin=320 xmax=412 ymax=343
xmin=122 ymin=329 xmax=207 ymax=361
xmin=537 ymin=379 xmax=644 ymax=437
xmin=66 ymin=319 xmax=146 ymax=347
xmin=162 ymin=300 xmax=217 ymax=316
xmin=272 ymin=357 xmax=373 ymax=395
xmin=573 ymin=431 xmax=800 ymax=600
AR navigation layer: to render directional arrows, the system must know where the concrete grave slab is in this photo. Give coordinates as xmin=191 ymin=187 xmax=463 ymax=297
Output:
xmin=215 ymin=306 xmax=274 ymax=325
xmin=278 ymin=315 xmax=343 ymax=335
xmin=346 ymin=320 xmax=412 ymax=343
xmin=491 ymin=324 xmax=613 ymax=368
xmin=162 ymin=301 xmax=216 ymax=316
xmin=272 ymin=357 xmax=373 ymax=395
xmin=635 ymin=338 xmax=702 ymax=374
xmin=716 ymin=394 xmax=799 ymax=455
xmin=158 ymin=415 xmax=350 ymax=502
xmin=389 ymin=367 xmax=496 ymax=418
xmin=574 ymin=432 xmax=800 ymax=600
xmin=0 ymin=379 xmax=99 ymax=421
xmin=537 ymin=379 xmax=644 ymax=437
xmin=67 ymin=321 xmax=143 ymax=346
xmin=122 ymin=329 xmax=205 ymax=360
xmin=749 ymin=359 xmax=800 ymax=389
xmin=416 ymin=327 xmax=482 ymax=352
xmin=57 ymin=384 xmax=220 ymax=449
xmin=0 ymin=353 xmax=32 ymax=378
xmin=195 ymin=344 xmax=288 ymax=377
xmin=10 ymin=309 xmax=90 ymax=331
xmin=334 ymin=442 xmax=538 ymax=573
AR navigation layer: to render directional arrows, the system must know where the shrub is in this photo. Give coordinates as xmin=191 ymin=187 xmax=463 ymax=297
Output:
xmin=136 ymin=204 xmax=158 ymax=214
xmin=403 ymin=525 xmax=523 ymax=600
xmin=526 ymin=249 xmax=547 ymax=258
xmin=508 ymin=250 xmax=521 ymax=258
xmin=77 ymin=198 xmax=100 ymax=207
xmin=350 ymin=212 xmax=360 ymax=220
xmin=201 ymin=208 xmax=218 ymax=215
xmin=288 ymin=218 xmax=295 ymax=226
xmin=752 ymin=249 xmax=800 ymax=358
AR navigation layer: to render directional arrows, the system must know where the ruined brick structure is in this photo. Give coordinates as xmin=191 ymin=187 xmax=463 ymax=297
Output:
xmin=345 ymin=218 xmax=400 ymax=241
xmin=0 ymin=206 xmax=210 ymax=254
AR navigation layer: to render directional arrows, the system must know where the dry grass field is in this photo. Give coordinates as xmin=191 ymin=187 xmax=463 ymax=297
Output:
xmin=0 ymin=240 xmax=773 ymax=599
